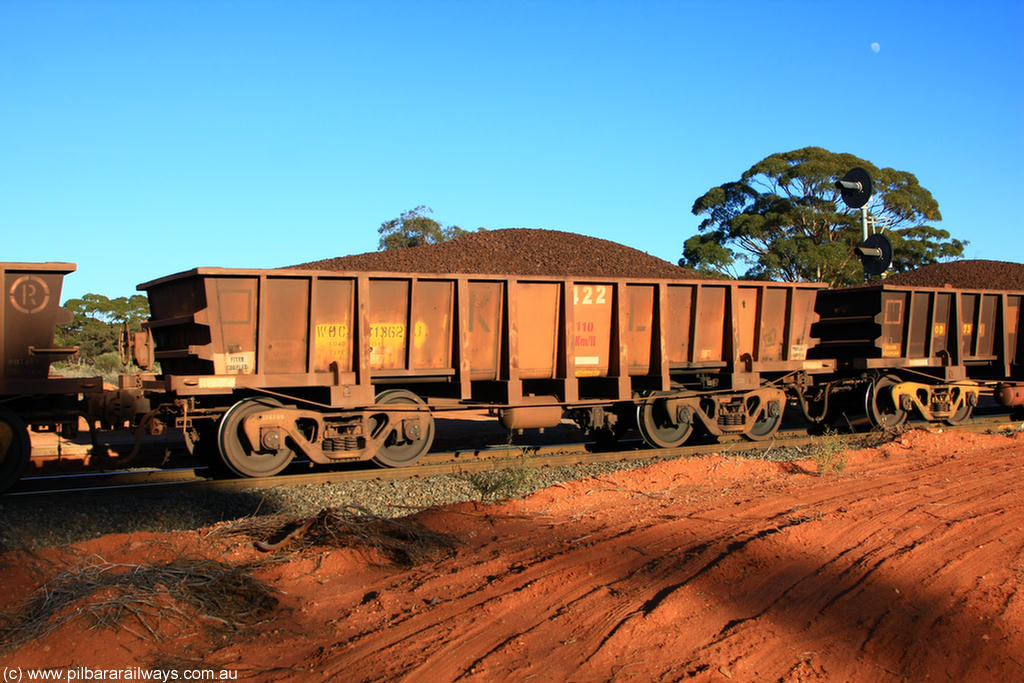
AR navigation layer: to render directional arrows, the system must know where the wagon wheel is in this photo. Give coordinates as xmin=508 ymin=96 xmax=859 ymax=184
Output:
xmin=217 ymin=397 xmax=295 ymax=478
xmin=744 ymin=394 xmax=784 ymax=442
xmin=865 ymin=374 xmax=908 ymax=431
xmin=945 ymin=388 xmax=974 ymax=426
xmin=370 ymin=390 xmax=435 ymax=468
xmin=0 ymin=407 xmax=31 ymax=493
xmin=636 ymin=392 xmax=694 ymax=449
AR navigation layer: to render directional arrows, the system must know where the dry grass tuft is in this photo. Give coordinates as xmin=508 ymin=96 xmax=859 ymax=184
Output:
xmin=0 ymin=555 xmax=278 ymax=653
xmin=461 ymin=460 xmax=540 ymax=501
xmin=216 ymin=506 xmax=460 ymax=566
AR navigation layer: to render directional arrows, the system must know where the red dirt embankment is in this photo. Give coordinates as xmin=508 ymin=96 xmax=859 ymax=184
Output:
xmin=3 ymin=429 xmax=1023 ymax=682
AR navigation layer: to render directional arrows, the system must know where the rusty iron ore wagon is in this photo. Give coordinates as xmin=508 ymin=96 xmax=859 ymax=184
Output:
xmin=808 ymin=283 xmax=1024 ymax=429
xmin=130 ymin=267 xmax=832 ymax=477
xmin=7 ymin=258 xmax=1024 ymax=492
xmin=0 ymin=263 xmax=103 ymax=487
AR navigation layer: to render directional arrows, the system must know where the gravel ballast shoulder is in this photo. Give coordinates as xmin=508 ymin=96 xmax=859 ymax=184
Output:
xmin=0 ymin=460 xmax=658 ymax=550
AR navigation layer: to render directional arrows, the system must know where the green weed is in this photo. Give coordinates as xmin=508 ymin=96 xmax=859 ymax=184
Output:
xmin=810 ymin=428 xmax=848 ymax=476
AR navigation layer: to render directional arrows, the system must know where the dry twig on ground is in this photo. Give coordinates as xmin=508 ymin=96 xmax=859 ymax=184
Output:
xmin=217 ymin=505 xmax=461 ymax=566
xmin=0 ymin=555 xmax=278 ymax=653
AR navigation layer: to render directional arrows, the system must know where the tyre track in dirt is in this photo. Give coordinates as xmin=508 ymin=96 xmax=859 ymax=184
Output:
xmin=304 ymin=432 xmax=1024 ymax=683
xmin=3 ymin=430 xmax=1022 ymax=682
xmin=571 ymin=442 xmax=1024 ymax=682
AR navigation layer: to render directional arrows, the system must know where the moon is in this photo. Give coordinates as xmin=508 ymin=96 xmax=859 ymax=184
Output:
xmin=871 ymin=42 xmax=881 ymax=53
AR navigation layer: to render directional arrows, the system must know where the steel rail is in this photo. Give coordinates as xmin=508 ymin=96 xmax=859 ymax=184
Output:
xmin=9 ymin=414 xmax=1022 ymax=498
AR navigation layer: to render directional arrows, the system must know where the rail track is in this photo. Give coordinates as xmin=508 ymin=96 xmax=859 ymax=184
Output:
xmin=8 ymin=413 xmax=1021 ymax=498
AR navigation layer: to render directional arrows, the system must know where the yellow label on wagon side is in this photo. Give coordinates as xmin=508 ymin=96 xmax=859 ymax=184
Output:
xmin=369 ymin=323 xmax=405 ymax=342
xmin=882 ymin=343 xmax=901 ymax=358
xmin=369 ymin=323 xmax=406 ymax=369
xmin=315 ymin=323 xmax=350 ymax=368
xmin=413 ymin=321 xmax=428 ymax=350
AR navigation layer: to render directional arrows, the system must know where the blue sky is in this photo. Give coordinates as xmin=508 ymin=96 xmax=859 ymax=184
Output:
xmin=2 ymin=1 xmax=1022 ymax=301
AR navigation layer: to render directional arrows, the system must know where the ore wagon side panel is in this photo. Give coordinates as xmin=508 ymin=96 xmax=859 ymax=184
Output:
xmin=622 ymin=284 xmax=655 ymax=375
xmin=210 ymin=277 xmax=258 ymax=375
xmin=517 ymin=281 xmax=560 ymax=379
xmin=1007 ymin=294 xmax=1024 ymax=374
xmin=693 ymin=285 xmax=726 ymax=364
xmin=262 ymin=277 xmax=309 ymax=375
xmin=465 ymin=281 xmax=502 ymax=381
xmin=367 ymin=279 xmax=409 ymax=371
xmin=411 ymin=280 xmax=453 ymax=372
xmin=570 ymin=282 xmax=612 ymax=378
xmin=663 ymin=284 xmax=694 ymax=365
xmin=311 ymin=279 xmax=354 ymax=373
xmin=141 ymin=268 xmax=829 ymax=406
xmin=758 ymin=286 xmax=788 ymax=362
xmin=0 ymin=263 xmax=100 ymax=493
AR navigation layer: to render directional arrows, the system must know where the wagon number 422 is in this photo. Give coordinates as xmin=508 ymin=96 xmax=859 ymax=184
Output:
xmin=573 ymin=285 xmax=608 ymax=305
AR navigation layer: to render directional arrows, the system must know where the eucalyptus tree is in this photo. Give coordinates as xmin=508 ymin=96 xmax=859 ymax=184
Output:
xmin=378 ymin=205 xmax=468 ymax=250
xmin=681 ymin=147 xmax=965 ymax=285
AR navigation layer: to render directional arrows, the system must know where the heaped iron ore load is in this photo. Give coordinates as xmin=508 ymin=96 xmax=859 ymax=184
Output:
xmin=0 ymin=263 xmax=102 ymax=489
xmin=136 ymin=265 xmax=829 ymax=477
xmin=292 ymin=228 xmax=705 ymax=279
xmin=884 ymin=259 xmax=1024 ymax=291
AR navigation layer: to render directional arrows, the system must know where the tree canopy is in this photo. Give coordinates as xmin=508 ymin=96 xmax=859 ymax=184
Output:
xmin=378 ymin=205 xmax=469 ymax=250
xmin=56 ymin=293 xmax=150 ymax=371
xmin=680 ymin=147 xmax=966 ymax=285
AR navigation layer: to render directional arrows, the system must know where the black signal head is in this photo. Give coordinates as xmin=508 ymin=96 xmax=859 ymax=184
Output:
xmin=857 ymin=232 xmax=893 ymax=277
xmin=836 ymin=168 xmax=873 ymax=209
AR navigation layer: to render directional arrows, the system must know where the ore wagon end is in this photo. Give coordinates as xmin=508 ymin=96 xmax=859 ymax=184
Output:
xmin=809 ymin=283 xmax=1024 ymax=428
xmin=0 ymin=262 xmax=103 ymax=491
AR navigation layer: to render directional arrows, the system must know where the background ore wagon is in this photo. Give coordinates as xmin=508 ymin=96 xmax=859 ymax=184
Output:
xmin=809 ymin=283 xmax=1024 ymax=429
xmin=136 ymin=267 xmax=831 ymax=476
xmin=0 ymin=262 xmax=102 ymax=489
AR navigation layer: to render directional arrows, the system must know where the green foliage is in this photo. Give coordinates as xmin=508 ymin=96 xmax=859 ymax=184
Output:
xmin=681 ymin=147 xmax=966 ymax=285
xmin=810 ymin=428 xmax=848 ymax=476
xmin=378 ymin=205 xmax=470 ymax=250
xmin=55 ymin=293 xmax=150 ymax=369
